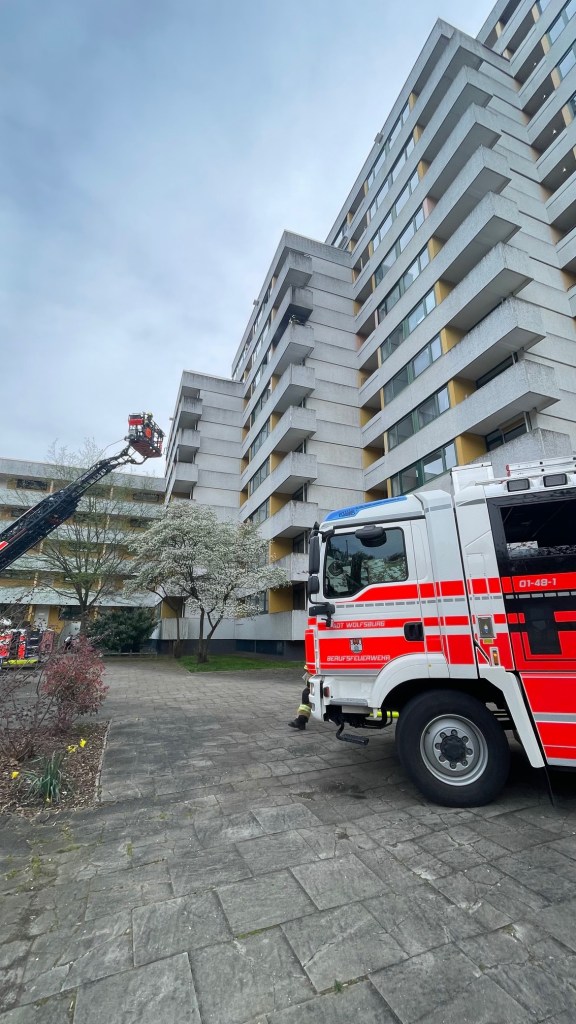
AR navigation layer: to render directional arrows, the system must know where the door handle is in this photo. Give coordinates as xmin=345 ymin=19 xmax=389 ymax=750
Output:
xmin=404 ymin=621 xmax=424 ymax=641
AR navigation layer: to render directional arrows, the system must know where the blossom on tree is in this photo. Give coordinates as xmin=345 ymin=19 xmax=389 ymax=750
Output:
xmin=127 ymin=503 xmax=288 ymax=660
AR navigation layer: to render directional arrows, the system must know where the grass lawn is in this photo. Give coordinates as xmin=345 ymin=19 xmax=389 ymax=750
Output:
xmin=179 ymin=654 xmax=301 ymax=673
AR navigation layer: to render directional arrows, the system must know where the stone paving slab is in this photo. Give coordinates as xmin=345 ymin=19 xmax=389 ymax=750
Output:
xmin=2 ymin=658 xmax=576 ymax=1023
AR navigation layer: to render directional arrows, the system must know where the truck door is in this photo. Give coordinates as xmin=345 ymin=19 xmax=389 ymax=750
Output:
xmin=488 ymin=490 xmax=576 ymax=766
xmin=315 ymin=518 xmax=425 ymax=676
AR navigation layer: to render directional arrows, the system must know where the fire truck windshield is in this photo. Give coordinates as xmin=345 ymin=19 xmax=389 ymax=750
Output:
xmin=324 ymin=527 xmax=407 ymax=598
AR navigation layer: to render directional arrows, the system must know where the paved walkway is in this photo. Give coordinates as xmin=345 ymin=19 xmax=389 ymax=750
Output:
xmin=2 ymin=659 xmax=576 ymax=1023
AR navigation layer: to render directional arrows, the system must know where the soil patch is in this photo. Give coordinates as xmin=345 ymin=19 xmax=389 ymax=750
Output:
xmin=0 ymin=721 xmax=109 ymax=818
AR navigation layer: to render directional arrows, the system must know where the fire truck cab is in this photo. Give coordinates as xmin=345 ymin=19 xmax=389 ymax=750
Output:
xmin=305 ymin=457 xmax=576 ymax=806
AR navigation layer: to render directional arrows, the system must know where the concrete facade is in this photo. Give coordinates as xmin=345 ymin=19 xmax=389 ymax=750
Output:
xmin=0 ymin=457 xmax=164 ymax=633
xmin=164 ymin=0 xmax=576 ymax=655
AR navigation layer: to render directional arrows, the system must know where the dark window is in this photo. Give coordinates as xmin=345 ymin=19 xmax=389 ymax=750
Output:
xmin=132 ymin=491 xmax=162 ymax=503
xmin=485 ymin=415 xmax=528 ymax=451
xmin=16 ymin=478 xmax=48 ymax=491
xmin=498 ymin=496 xmax=576 ymax=574
xmin=476 ymin=354 xmax=515 ymax=389
xmin=324 ymin=527 xmax=407 ymax=598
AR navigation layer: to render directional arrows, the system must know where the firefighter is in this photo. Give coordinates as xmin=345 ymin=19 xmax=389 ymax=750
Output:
xmin=289 ymin=684 xmax=312 ymax=731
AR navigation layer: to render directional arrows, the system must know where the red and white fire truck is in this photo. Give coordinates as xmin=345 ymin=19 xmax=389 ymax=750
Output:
xmin=305 ymin=457 xmax=576 ymax=806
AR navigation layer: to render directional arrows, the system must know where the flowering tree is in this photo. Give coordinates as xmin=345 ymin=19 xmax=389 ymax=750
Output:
xmin=127 ymin=503 xmax=288 ymax=662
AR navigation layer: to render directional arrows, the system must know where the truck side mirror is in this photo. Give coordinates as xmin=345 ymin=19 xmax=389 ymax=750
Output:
xmin=309 ymin=602 xmax=336 ymax=627
xmin=308 ymin=535 xmax=320 ymax=574
xmin=355 ymin=525 xmax=387 ymax=546
xmin=307 ymin=575 xmax=320 ymax=597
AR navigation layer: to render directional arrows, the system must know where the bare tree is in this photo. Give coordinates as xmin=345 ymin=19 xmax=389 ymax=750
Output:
xmin=13 ymin=441 xmax=158 ymax=632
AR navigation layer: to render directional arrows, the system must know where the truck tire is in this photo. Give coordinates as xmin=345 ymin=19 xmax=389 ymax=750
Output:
xmin=395 ymin=690 xmax=510 ymax=807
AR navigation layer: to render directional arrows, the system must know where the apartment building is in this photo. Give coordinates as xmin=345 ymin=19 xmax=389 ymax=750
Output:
xmin=0 ymin=458 xmax=164 ymax=632
xmin=165 ymin=0 xmax=576 ymax=656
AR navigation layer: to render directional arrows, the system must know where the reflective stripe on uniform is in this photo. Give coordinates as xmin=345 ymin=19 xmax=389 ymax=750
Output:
xmin=297 ymin=704 xmax=311 ymax=717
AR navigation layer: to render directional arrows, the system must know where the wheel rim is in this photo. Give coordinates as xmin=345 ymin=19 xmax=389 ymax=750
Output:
xmin=420 ymin=714 xmax=489 ymax=787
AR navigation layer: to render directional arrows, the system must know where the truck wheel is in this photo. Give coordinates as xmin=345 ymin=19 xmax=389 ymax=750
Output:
xmin=395 ymin=690 xmax=510 ymax=807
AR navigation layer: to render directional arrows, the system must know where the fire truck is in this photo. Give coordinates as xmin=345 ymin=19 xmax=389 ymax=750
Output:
xmin=0 ymin=413 xmax=163 ymax=576
xmin=305 ymin=457 xmax=576 ymax=806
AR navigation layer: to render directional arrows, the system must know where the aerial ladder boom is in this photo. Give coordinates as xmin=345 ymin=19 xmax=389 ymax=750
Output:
xmin=0 ymin=414 xmax=164 ymax=574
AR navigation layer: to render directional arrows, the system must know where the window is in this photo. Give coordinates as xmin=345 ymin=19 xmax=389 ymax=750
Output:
xmin=255 ymin=591 xmax=268 ymax=614
xmin=491 ymin=493 xmax=576 ymax=658
xmin=377 ymin=247 xmax=429 ymax=321
xmin=380 ymin=289 xmax=436 ymax=362
xmin=324 ymin=527 xmax=408 ymax=598
xmin=292 ymin=532 xmax=309 ymax=554
xmin=370 ymin=170 xmax=420 ymax=247
xmin=498 ymin=497 xmax=576 ymax=573
xmin=247 ymin=459 xmax=270 ymax=496
xmin=293 ymin=583 xmax=307 ymax=610
xmin=16 ymin=478 xmax=48 ymax=491
xmin=249 ymin=420 xmax=270 ymax=460
xmin=250 ymin=388 xmax=271 ymax=428
xmin=485 ymin=415 xmax=529 ymax=451
xmin=557 ymin=41 xmax=576 ymax=79
xmin=292 ymin=484 xmax=308 ymax=502
xmin=390 ymin=441 xmax=457 ymax=495
xmin=475 ymin=354 xmax=516 ymax=389
xmin=373 ymin=208 xmax=425 ymax=288
xmin=546 ymin=0 xmax=576 ymax=45
xmin=366 ymin=103 xmax=411 ymax=189
xmin=248 ymin=499 xmax=269 ymax=525
xmin=132 ymin=491 xmax=161 ymax=503
xmin=332 ymin=218 xmax=349 ymax=249
xmin=570 ymin=92 xmax=576 ymax=118
xmin=387 ymin=385 xmax=450 ymax=450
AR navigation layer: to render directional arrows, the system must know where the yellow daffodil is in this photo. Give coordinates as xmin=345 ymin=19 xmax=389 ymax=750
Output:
xmin=11 ymin=771 xmax=19 ymax=780
xmin=79 ymin=738 xmax=87 ymax=748
xmin=67 ymin=745 xmax=78 ymax=754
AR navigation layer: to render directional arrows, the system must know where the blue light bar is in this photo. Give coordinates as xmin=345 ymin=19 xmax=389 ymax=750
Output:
xmin=324 ymin=496 xmax=407 ymax=522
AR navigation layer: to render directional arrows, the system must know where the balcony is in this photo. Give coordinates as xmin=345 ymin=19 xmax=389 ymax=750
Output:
xmin=257 ymin=500 xmax=319 ymax=540
xmin=268 ymin=321 xmax=315 ymax=378
xmin=234 ymin=609 xmax=309 ymax=643
xmin=431 ymin=148 xmax=511 ymax=241
xmin=271 ymin=553 xmax=309 ymax=583
xmin=538 ymin=115 xmax=576 ymax=179
xmin=243 ymin=453 xmax=318 ymax=520
xmin=557 ymin=225 xmax=576 ymax=274
xmin=269 ymin=363 xmax=315 ymax=415
xmin=439 ymin=242 xmax=531 ymax=334
xmin=166 ymin=461 xmax=198 ymax=497
xmin=165 ymin=427 xmax=200 ymax=468
xmin=269 ymin=451 xmax=317 ymax=495
xmin=241 ymin=408 xmax=317 ymax=482
xmin=419 ymin=67 xmax=498 ymax=166
xmin=361 ymin=297 xmax=546 ymax=448
xmin=547 ymin=168 xmax=576 ymax=232
xmin=271 ymin=252 xmax=313 ymax=308
xmin=498 ymin=4 xmax=538 ymax=56
xmin=176 ymin=396 xmax=202 ymax=429
xmin=364 ymin=360 xmax=560 ymax=492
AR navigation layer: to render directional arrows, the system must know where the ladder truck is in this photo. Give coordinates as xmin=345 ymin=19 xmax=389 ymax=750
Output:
xmin=304 ymin=457 xmax=576 ymax=806
xmin=0 ymin=413 xmax=164 ymax=575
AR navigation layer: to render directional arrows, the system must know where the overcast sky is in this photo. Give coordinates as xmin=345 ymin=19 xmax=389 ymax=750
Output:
xmin=0 ymin=0 xmax=492 ymax=473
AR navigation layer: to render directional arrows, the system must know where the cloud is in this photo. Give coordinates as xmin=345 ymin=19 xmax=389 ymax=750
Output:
xmin=0 ymin=0 xmax=489 ymax=467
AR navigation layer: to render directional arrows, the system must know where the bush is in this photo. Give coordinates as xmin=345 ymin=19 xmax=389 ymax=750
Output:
xmin=87 ymin=607 xmax=156 ymax=652
xmin=41 ymin=637 xmax=108 ymax=731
